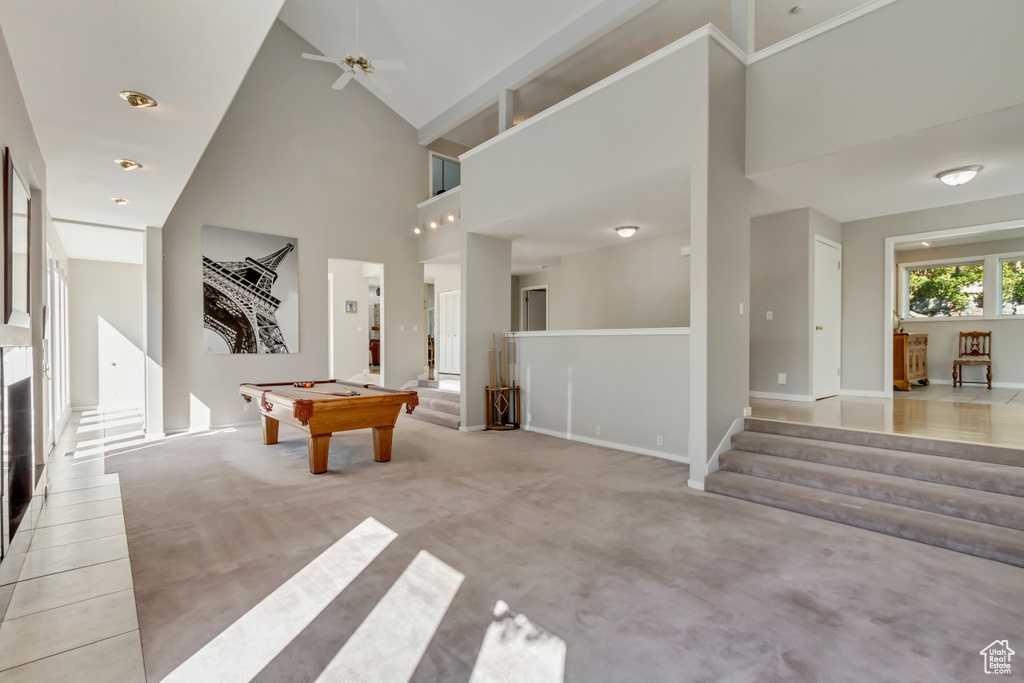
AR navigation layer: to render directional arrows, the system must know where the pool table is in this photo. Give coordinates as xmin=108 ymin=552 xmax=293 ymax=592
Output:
xmin=239 ymin=380 xmax=419 ymax=474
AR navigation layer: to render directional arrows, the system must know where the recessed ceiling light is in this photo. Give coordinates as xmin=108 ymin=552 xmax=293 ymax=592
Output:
xmin=112 ymin=197 xmax=131 ymax=205
xmin=115 ymin=159 xmax=143 ymax=171
xmin=921 ymin=241 xmax=930 ymax=247
xmin=447 ymin=213 xmax=457 ymax=223
xmin=790 ymin=5 xmax=805 ymax=14
xmin=429 ymin=220 xmax=438 ymax=229
xmin=615 ymin=226 xmax=639 ymax=238
xmin=937 ymin=165 xmax=981 ymax=186
xmin=414 ymin=226 xmax=421 ymax=234
xmin=119 ymin=91 xmax=158 ymax=108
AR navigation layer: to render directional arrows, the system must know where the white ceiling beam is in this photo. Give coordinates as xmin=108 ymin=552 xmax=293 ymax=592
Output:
xmin=417 ymin=0 xmax=662 ymax=146
xmin=731 ymin=0 xmax=755 ymax=53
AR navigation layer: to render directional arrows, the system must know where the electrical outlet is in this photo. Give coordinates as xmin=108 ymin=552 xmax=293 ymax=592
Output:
xmin=400 ymin=325 xmax=405 ymax=332
xmin=527 ymin=413 xmax=531 ymax=423
xmin=656 ymin=435 xmax=663 ymax=446
xmin=244 ymin=403 xmax=249 ymax=412
xmin=596 ymin=426 xmax=601 ymax=436
xmin=739 ymin=302 xmax=744 ymax=315
xmin=766 ymin=311 xmax=773 ymax=320
xmin=414 ymin=325 xmax=418 ymax=331
xmin=778 ymin=373 xmax=787 ymax=385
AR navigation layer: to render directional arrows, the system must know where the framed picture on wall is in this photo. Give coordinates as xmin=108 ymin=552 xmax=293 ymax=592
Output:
xmin=4 ymin=147 xmax=31 ymax=328
xmin=345 ymin=301 xmax=357 ymax=313
xmin=202 ymin=225 xmax=299 ymax=354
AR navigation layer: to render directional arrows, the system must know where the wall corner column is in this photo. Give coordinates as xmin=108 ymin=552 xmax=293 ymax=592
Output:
xmin=144 ymin=227 xmax=164 ymax=438
xmin=689 ymin=41 xmax=750 ymax=488
xmin=460 ymin=232 xmax=512 ymax=429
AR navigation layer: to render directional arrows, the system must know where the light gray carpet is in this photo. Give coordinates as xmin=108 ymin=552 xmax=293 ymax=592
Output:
xmin=109 ymin=416 xmax=1023 ymax=682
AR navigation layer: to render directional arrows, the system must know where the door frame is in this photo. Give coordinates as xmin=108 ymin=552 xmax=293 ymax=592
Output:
xmin=520 ymin=285 xmax=549 ymax=332
xmin=810 ymin=235 xmax=842 ymax=400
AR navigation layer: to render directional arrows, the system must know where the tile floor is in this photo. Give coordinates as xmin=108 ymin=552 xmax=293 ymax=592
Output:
xmin=893 ymin=382 xmax=1024 ymax=405
xmin=0 ymin=408 xmax=146 ymax=682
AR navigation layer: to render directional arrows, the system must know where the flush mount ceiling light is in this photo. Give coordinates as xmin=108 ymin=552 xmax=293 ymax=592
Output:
xmin=119 ymin=90 xmax=158 ymax=108
xmin=112 ymin=197 xmax=131 ymax=205
xmin=615 ymin=226 xmax=639 ymax=238
xmin=790 ymin=5 xmax=805 ymax=14
xmin=937 ymin=165 xmax=982 ymax=186
xmin=115 ymin=159 xmax=143 ymax=171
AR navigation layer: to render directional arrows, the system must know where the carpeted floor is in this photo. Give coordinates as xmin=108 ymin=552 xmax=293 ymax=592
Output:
xmin=109 ymin=415 xmax=1023 ymax=682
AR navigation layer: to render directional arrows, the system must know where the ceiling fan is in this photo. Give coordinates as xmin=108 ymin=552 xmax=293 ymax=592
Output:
xmin=301 ymin=0 xmax=406 ymax=94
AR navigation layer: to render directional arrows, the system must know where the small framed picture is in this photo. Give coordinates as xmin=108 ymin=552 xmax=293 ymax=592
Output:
xmin=345 ymin=300 xmax=357 ymax=313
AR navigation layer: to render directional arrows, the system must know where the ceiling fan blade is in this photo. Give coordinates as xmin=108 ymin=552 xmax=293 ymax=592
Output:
xmin=302 ymin=53 xmax=342 ymax=64
xmin=332 ymin=72 xmax=354 ymax=91
xmin=372 ymin=59 xmax=406 ymax=71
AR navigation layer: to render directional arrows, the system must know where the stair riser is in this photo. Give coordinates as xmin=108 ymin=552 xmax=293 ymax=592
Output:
xmin=731 ymin=434 xmax=1023 ymax=497
xmin=406 ymin=410 xmax=460 ymax=430
xmin=745 ymin=418 xmax=1024 ymax=468
xmin=423 ymin=398 xmax=460 ymax=415
xmin=706 ymin=476 xmax=1024 ymax=568
xmin=415 ymin=387 xmax=461 ymax=402
xmin=719 ymin=452 xmax=1024 ymax=532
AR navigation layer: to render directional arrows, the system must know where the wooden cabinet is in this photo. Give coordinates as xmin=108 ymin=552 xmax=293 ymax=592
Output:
xmin=894 ymin=333 xmax=929 ymax=391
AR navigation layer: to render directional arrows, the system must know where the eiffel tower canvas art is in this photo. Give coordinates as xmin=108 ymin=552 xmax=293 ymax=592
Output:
xmin=202 ymin=225 xmax=299 ymax=354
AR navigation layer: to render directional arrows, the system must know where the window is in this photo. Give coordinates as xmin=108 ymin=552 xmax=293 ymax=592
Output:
xmin=431 ymin=154 xmax=460 ymax=196
xmin=1001 ymin=256 xmax=1024 ymax=315
xmin=906 ymin=261 xmax=984 ymax=317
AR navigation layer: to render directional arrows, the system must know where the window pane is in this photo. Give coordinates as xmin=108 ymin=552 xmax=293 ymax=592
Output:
xmin=431 ymin=156 xmax=444 ymax=196
xmin=907 ymin=263 xmax=984 ymax=317
xmin=1003 ymin=258 xmax=1024 ymax=315
xmin=442 ymin=159 xmax=460 ymax=191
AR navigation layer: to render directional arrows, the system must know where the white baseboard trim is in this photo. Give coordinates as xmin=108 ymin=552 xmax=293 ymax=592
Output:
xmin=840 ymin=389 xmax=889 ymax=398
xmin=71 ymin=404 xmax=99 ymax=412
xmin=749 ymin=391 xmax=813 ymax=402
xmin=460 ymin=425 xmax=486 ymax=433
xmin=523 ymin=425 xmax=688 ymax=464
xmin=687 ymin=478 xmax=705 ymax=491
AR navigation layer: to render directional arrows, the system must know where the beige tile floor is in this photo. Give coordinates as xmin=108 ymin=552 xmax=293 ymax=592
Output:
xmin=0 ymin=409 xmax=146 ymax=682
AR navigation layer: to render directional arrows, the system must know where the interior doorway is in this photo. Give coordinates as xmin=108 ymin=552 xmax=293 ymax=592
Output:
xmin=521 ymin=286 xmax=548 ymax=331
xmin=328 ymin=259 xmax=384 ymax=383
xmin=812 ymin=237 xmax=842 ymax=399
xmin=438 ymin=289 xmax=461 ymax=375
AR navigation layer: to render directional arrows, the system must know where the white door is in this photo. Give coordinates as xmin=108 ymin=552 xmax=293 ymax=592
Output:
xmin=812 ymin=238 xmax=842 ymax=399
xmin=438 ymin=290 xmax=461 ymax=375
xmin=523 ymin=288 xmax=547 ymax=331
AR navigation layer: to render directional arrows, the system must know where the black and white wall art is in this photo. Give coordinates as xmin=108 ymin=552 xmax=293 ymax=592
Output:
xmin=202 ymin=225 xmax=299 ymax=354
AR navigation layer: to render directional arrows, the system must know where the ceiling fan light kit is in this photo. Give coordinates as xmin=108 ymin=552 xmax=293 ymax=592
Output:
xmin=119 ymin=90 xmax=157 ymax=108
xmin=301 ymin=0 xmax=406 ymax=93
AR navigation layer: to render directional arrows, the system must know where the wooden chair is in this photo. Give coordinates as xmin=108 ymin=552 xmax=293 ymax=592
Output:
xmin=952 ymin=331 xmax=992 ymax=389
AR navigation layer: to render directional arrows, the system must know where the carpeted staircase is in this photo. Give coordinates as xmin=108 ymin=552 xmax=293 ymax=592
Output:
xmin=705 ymin=418 xmax=1024 ymax=567
xmin=405 ymin=380 xmax=461 ymax=430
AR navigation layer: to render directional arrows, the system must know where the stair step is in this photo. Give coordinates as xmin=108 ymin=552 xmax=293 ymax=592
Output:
xmin=730 ymin=431 xmax=1024 ymax=497
xmin=745 ymin=418 xmax=1024 ymax=467
xmin=405 ymin=407 xmax=460 ymax=430
xmin=422 ymin=398 xmax=460 ymax=416
xmin=705 ymin=471 xmax=1024 ymax=568
xmin=415 ymin=387 xmax=460 ymax=402
xmin=719 ymin=451 xmax=1024 ymax=531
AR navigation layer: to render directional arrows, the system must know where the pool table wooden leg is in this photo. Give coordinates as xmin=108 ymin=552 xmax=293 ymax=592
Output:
xmin=261 ymin=415 xmax=279 ymax=445
xmin=308 ymin=435 xmax=330 ymax=474
xmin=372 ymin=426 xmax=393 ymax=462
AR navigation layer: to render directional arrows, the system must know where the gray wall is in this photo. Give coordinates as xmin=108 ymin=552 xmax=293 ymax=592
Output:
xmin=328 ymin=260 xmax=371 ymax=381
xmin=161 ymin=21 xmax=426 ymax=431
xmin=69 ymin=259 xmax=145 ymax=408
xmin=898 ymin=237 xmax=1024 ymax=386
xmin=841 ymin=193 xmax=1024 ymax=393
xmin=518 ymin=233 xmax=689 ymax=330
xmin=750 ymin=207 xmax=841 ymax=398
xmin=518 ymin=332 xmax=689 ymax=460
